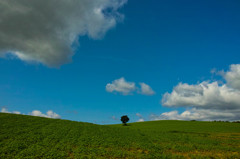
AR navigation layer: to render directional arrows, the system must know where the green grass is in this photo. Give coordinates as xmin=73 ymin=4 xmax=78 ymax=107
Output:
xmin=1 ymin=113 xmax=240 ymax=158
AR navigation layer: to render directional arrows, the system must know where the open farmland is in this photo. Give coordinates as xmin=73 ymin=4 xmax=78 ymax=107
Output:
xmin=0 ymin=113 xmax=240 ymax=158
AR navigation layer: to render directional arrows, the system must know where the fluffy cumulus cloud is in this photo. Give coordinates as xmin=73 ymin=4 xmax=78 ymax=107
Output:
xmin=224 ymin=64 xmax=240 ymax=90
xmin=159 ymin=64 xmax=240 ymax=121
xmin=162 ymin=82 xmax=240 ymax=110
xmin=106 ymin=77 xmax=136 ymax=95
xmin=139 ymin=82 xmax=155 ymax=95
xmin=106 ymin=77 xmax=155 ymax=95
xmin=0 ymin=0 xmax=127 ymax=67
xmin=29 ymin=110 xmax=61 ymax=119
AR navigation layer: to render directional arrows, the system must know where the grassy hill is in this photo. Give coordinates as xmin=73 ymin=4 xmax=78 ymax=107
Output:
xmin=0 ymin=113 xmax=240 ymax=158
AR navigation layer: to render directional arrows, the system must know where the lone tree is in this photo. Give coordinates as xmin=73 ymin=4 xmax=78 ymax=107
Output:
xmin=121 ymin=115 xmax=129 ymax=126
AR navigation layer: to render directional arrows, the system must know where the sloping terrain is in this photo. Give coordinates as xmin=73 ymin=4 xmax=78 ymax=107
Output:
xmin=1 ymin=113 xmax=240 ymax=158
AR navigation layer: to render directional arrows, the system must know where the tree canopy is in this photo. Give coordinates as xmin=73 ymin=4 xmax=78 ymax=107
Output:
xmin=121 ymin=115 xmax=129 ymax=126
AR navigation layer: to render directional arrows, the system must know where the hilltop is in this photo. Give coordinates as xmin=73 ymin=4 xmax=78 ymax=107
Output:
xmin=1 ymin=113 xmax=240 ymax=158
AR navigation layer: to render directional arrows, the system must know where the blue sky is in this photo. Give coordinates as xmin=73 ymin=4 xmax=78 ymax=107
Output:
xmin=1 ymin=0 xmax=240 ymax=124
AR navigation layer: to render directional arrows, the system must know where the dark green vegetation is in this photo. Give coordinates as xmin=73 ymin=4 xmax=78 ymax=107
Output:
xmin=1 ymin=113 xmax=240 ymax=158
xmin=121 ymin=115 xmax=129 ymax=126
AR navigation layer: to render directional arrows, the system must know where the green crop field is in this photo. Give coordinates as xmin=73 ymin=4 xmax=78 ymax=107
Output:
xmin=0 ymin=113 xmax=240 ymax=158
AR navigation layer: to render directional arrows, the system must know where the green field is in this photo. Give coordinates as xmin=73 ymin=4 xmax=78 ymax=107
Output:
xmin=1 ymin=113 xmax=240 ymax=158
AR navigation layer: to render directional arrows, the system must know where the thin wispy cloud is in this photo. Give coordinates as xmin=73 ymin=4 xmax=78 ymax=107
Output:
xmin=65 ymin=110 xmax=78 ymax=115
xmin=111 ymin=116 xmax=119 ymax=121
xmin=136 ymin=113 xmax=144 ymax=122
xmin=0 ymin=0 xmax=127 ymax=67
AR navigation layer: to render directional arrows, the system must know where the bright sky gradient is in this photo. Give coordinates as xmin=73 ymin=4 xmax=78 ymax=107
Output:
xmin=1 ymin=0 xmax=240 ymax=124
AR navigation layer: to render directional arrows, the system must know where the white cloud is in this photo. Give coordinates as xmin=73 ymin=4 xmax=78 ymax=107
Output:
xmin=137 ymin=118 xmax=144 ymax=122
xmin=136 ymin=113 xmax=144 ymax=122
xmin=106 ymin=77 xmax=136 ymax=95
xmin=46 ymin=110 xmax=61 ymax=119
xmin=106 ymin=78 xmax=155 ymax=96
xmin=12 ymin=111 xmax=21 ymax=114
xmin=160 ymin=64 xmax=240 ymax=121
xmin=0 ymin=0 xmax=127 ymax=67
xmin=162 ymin=81 xmax=240 ymax=110
xmin=29 ymin=110 xmax=61 ymax=119
xmin=1 ymin=107 xmax=10 ymax=113
xmin=139 ymin=82 xmax=155 ymax=95
xmin=1 ymin=107 xmax=21 ymax=114
xmin=1 ymin=107 xmax=60 ymax=119
xmin=150 ymin=108 xmax=240 ymax=121
xmin=224 ymin=64 xmax=240 ymax=90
